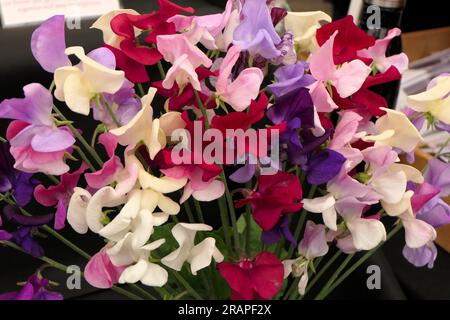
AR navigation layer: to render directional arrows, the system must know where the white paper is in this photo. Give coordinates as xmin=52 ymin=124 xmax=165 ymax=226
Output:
xmin=0 ymin=0 xmax=120 ymax=28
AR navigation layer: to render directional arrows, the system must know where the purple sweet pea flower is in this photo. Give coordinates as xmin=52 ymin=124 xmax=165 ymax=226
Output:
xmin=402 ymin=242 xmax=438 ymax=269
xmin=233 ymin=0 xmax=282 ymax=59
xmin=269 ymin=61 xmax=316 ymax=98
xmin=262 ymin=216 xmax=296 ymax=246
xmin=0 ymin=274 xmax=63 ymax=300
xmin=0 ymin=142 xmax=38 ymax=206
xmin=2 ymin=205 xmax=53 ymax=257
xmin=304 ymin=149 xmax=346 ymax=185
xmin=92 ymin=79 xmax=141 ymax=129
xmin=272 ymin=32 xmax=297 ymax=65
xmin=31 ymin=15 xmax=71 ymax=73
xmin=424 ymin=158 xmax=450 ymax=198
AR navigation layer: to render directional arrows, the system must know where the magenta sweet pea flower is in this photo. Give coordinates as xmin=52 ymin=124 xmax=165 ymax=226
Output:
xmin=0 ymin=274 xmax=63 ymax=300
xmin=0 ymin=83 xmax=75 ymax=175
xmin=84 ymin=246 xmax=125 ymax=289
xmin=34 ymin=164 xmax=87 ymax=230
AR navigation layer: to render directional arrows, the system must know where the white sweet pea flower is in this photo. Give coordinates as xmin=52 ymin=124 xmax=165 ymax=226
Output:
xmin=54 ymin=46 xmax=125 ymax=115
xmin=108 ymin=234 xmax=168 ymax=287
xmin=381 ymin=191 xmax=437 ymax=248
xmin=91 ymin=9 xmax=141 ymax=48
xmin=362 ymin=108 xmax=424 ymax=153
xmin=406 ymin=75 xmax=450 ymax=125
xmin=67 ymin=187 xmax=92 ymax=234
xmin=111 ymin=87 xmax=185 ymax=159
xmin=284 ymin=11 xmax=332 ymax=55
xmin=161 ymin=223 xmax=224 ymax=275
xmin=302 ymin=194 xmax=337 ymax=231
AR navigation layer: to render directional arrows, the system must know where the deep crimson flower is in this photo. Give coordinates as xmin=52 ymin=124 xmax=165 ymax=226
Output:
xmin=235 ymin=171 xmax=303 ymax=231
xmin=316 ymin=15 xmax=375 ymax=65
xmin=33 ymin=164 xmax=87 ymax=230
xmin=152 ymin=68 xmax=217 ymax=111
xmin=106 ymin=0 xmax=194 ymax=83
xmin=217 ymin=251 xmax=284 ymax=300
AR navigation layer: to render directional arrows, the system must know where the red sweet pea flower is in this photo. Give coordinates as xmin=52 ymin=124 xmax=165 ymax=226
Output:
xmin=235 ymin=171 xmax=303 ymax=231
xmin=106 ymin=0 xmax=194 ymax=83
xmin=217 ymin=251 xmax=284 ymax=300
xmin=316 ymin=15 xmax=375 ymax=65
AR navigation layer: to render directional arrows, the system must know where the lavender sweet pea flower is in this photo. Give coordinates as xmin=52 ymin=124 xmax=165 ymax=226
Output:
xmin=0 ymin=143 xmax=38 ymax=206
xmin=31 ymin=15 xmax=71 ymax=73
xmin=92 ymin=80 xmax=141 ymax=129
xmin=262 ymin=216 xmax=296 ymax=246
xmin=272 ymin=32 xmax=297 ymax=65
xmin=0 ymin=274 xmax=63 ymax=300
xmin=233 ymin=0 xmax=281 ymax=59
xmin=425 ymin=158 xmax=450 ymax=197
xmin=269 ymin=61 xmax=316 ymax=98
xmin=299 ymin=221 xmax=329 ymax=260
xmin=402 ymin=242 xmax=438 ymax=269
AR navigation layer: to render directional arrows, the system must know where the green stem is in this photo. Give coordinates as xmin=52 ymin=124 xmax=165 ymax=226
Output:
xmin=218 ymin=196 xmax=233 ymax=251
xmin=46 ymin=174 xmax=60 ymax=185
xmin=287 ymin=185 xmax=318 ymax=259
xmin=137 ymin=83 xmax=146 ymax=97
xmin=52 ymin=105 xmax=104 ymax=168
xmin=72 ymin=145 xmax=96 ymax=172
xmin=1 ymin=241 xmax=143 ymax=300
xmin=317 ymin=223 xmax=403 ymax=300
xmin=314 ymin=253 xmax=354 ymax=300
xmin=221 ymin=171 xmax=240 ymax=253
xmin=193 ymin=200 xmax=205 ymax=223
xmin=194 ymin=90 xmax=210 ymax=129
xmin=168 ymin=270 xmax=203 ymax=300
xmin=157 ymin=61 xmax=166 ymax=79
xmin=0 ymin=136 xmax=6 ymax=143
xmin=183 ymin=200 xmax=196 ymax=223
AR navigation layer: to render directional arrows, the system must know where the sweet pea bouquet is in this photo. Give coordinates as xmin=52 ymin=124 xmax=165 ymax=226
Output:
xmin=1 ymin=0 xmax=449 ymax=301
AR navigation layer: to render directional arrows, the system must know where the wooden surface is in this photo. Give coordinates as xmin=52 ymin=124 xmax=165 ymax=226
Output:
xmin=402 ymin=26 xmax=450 ymax=62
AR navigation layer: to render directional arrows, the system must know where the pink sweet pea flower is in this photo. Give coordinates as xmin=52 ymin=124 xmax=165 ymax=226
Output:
xmin=309 ymin=31 xmax=372 ymax=112
xmin=157 ymin=34 xmax=212 ymax=91
xmin=217 ymin=251 xmax=284 ymax=300
xmin=0 ymin=83 xmax=75 ymax=176
xmin=85 ymin=133 xmax=123 ymax=190
xmin=215 ymin=45 xmax=264 ymax=112
xmin=84 ymin=246 xmax=125 ymax=289
xmin=358 ymin=28 xmax=409 ymax=73
xmin=34 ymin=164 xmax=87 ymax=230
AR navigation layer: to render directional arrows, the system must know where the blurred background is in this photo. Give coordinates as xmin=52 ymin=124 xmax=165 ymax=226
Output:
xmin=0 ymin=0 xmax=449 ymax=300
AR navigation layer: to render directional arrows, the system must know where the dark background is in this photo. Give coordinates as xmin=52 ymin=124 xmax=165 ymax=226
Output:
xmin=1 ymin=0 xmax=450 ymax=300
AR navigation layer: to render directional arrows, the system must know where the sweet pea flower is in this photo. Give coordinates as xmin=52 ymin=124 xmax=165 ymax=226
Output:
xmin=268 ymin=62 xmax=316 ymax=98
xmin=54 ymin=46 xmax=125 ymax=115
xmin=309 ymin=31 xmax=372 ymax=113
xmin=168 ymin=0 xmax=234 ymax=50
xmin=161 ymin=223 xmax=224 ymax=275
xmin=406 ymin=74 xmax=450 ymax=125
xmin=235 ymin=171 xmax=303 ymax=231
xmin=157 ymin=34 xmax=212 ymax=91
xmin=358 ymin=28 xmax=409 ymax=73
xmin=262 ymin=216 xmax=296 ymax=246
xmin=2 ymin=205 xmax=53 ymax=257
xmin=92 ymin=79 xmax=141 ymax=129
xmin=382 ymin=190 xmax=437 ymax=248
xmin=362 ymin=108 xmax=424 ymax=153
xmin=283 ymin=221 xmax=329 ymax=295
xmin=233 ymin=0 xmax=281 ymax=59
xmin=218 ymin=251 xmax=284 ymax=300
xmin=34 ymin=164 xmax=87 ymax=230
xmin=215 ymin=45 xmax=264 ymax=112
xmin=108 ymin=234 xmax=168 ymax=287
xmin=0 ymin=274 xmax=63 ymax=300
xmin=31 ymin=15 xmax=71 ymax=73
xmin=0 ymin=83 xmax=75 ymax=175
xmin=284 ymin=11 xmax=332 ymax=56
xmin=111 ymin=87 xmax=185 ymax=159
xmin=84 ymin=246 xmax=125 ymax=289
xmin=316 ymin=15 xmax=375 ymax=65
xmin=0 ymin=142 xmax=37 ymax=206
